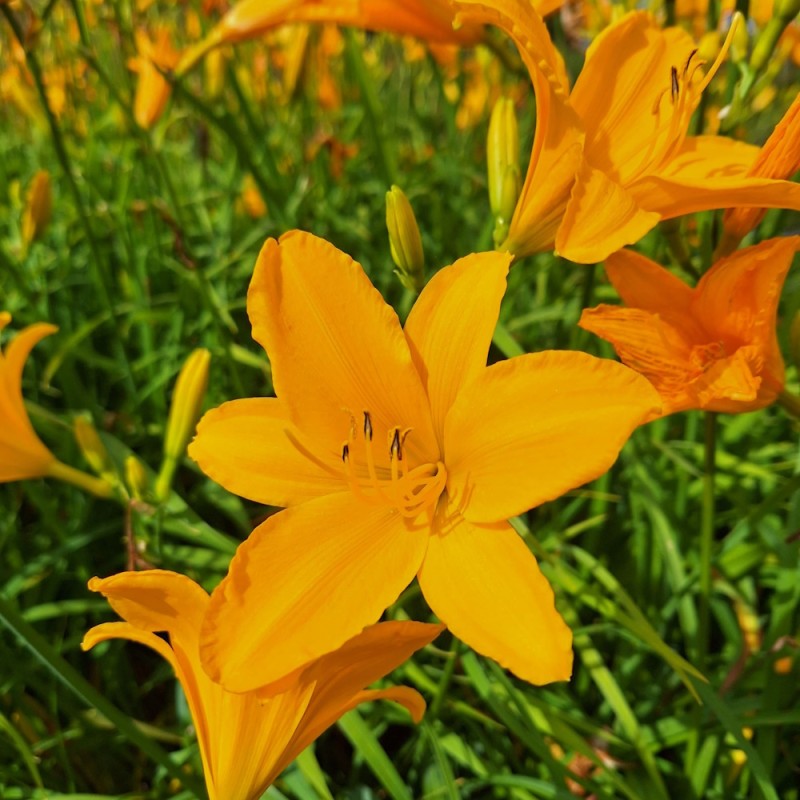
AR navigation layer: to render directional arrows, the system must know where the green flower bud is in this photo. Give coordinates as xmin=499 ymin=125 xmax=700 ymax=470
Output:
xmin=487 ymin=97 xmax=521 ymax=249
xmin=386 ymin=185 xmax=425 ymax=293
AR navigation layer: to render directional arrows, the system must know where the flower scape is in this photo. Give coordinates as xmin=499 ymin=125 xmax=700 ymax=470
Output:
xmin=1 ymin=0 xmax=800 ymax=797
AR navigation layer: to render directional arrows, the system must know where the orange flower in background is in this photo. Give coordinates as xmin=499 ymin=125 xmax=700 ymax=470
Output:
xmin=455 ymin=1 xmax=800 ymax=263
xmin=0 ymin=313 xmax=58 ymax=482
xmin=721 ymin=93 xmax=800 ymax=252
xmin=579 ymin=237 xmax=799 ymax=415
xmin=84 ymin=570 xmax=442 ymax=800
xmin=189 ymin=231 xmax=660 ymax=692
xmin=129 ymin=26 xmax=181 ymax=129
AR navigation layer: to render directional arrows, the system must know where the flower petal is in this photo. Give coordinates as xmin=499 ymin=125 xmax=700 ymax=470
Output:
xmin=603 ymin=248 xmax=694 ymax=315
xmin=247 ymin=231 xmax=438 ymax=464
xmin=3 ymin=321 xmax=58 ymax=421
xmin=189 ymin=397 xmax=342 ymax=506
xmin=404 ymin=252 xmax=511 ymax=446
xmin=555 ymin=162 xmax=661 ymax=264
xmin=570 ymin=13 xmax=699 ymax=185
xmin=276 ymin=621 xmax=442 ymax=771
xmin=444 ymin=351 xmax=661 ymax=523
xmin=418 ymin=511 xmax=572 ymax=684
xmin=201 ymin=493 xmax=429 ymax=692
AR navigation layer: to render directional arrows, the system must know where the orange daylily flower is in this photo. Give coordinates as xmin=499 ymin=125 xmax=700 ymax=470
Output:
xmin=84 ymin=569 xmax=441 ymax=800
xmin=453 ymin=1 xmax=800 ymax=263
xmin=579 ymin=236 xmax=799 ymax=415
xmin=721 ymin=93 xmax=800 ymax=251
xmin=0 ymin=312 xmax=58 ymax=482
xmin=129 ymin=26 xmax=181 ymax=129
xmin=189 ymin=231 xmax=661 ymax=692
xmin=21 ymin=169 xmax=52 ymax=247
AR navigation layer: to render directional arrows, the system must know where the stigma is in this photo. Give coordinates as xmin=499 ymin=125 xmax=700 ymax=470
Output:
xmin=341 ymin=411 xmax=446 ymax=518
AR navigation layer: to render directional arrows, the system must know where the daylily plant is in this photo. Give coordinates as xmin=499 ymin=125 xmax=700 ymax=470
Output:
xmin=453 ymin=0 xmax=800 ymax=263
xmin=129 ymin=26 xmax=181 ymax=129
xmin=579 ymin=236 xmax=799 ymax=415
xmin=189 ymin=231 xmax=661 ymax=692
xmin=84 ymin=569 xmax=442 ymax=800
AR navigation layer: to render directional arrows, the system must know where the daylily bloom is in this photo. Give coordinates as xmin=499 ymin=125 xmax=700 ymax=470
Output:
xmin=0 ymin=312 xmax=58 ymax=482
xmin=720 ymin=93 xmax=800 ymax=253
xmin=129 ymin=26 xmax=181 ymax=129
xmin=189 ymin=231 xmax=661 ymax=692
xmin=83 ymin=569 xmax=441 ymax=800
xmin=452 ymin=0 xmax=800 ymax=263
xmin=579 ymin=236 xmax=799 ymax=415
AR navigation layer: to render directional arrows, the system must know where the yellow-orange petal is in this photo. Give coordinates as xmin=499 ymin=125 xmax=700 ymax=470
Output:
xmin=3 ymin=321 xmax=58 ymax=420
xmin=200 ymin=493 xmax=429 ymax=692
xmin=418 ymin=510 xmax=572 ymax=684
xmin=444 ymin=351 xmax=661 ymax=523
xmin=189 ymin=397 xmax=342 ymax=506
xmin=276 ymin=621 xmax=442 ymax=772
xmin=723 ymin=94 xmax=800 ymax=239
xmin=247 ymin=231 xmax=438 ymax=465
xmin=571 ymin=13 xmax=699 ymax=185
xmin=82 ymin=621 xmax=179 ymax=669
xmin=555 ymin=161 xmax=661 ymax=264
xmin=690 ymin=346 xmax=764 ymax=412
xmin=603 ymin=248 xmax=694 ymax=315
xmin=404 ymin=252 xmax=511 ymax=446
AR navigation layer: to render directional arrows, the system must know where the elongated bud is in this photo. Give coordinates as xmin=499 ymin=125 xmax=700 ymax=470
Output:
xmin=155 ymin=348 xmax=210 ymax=502
xmin=386 ymin=185 xmax=425 ymax=293
xmin=487 ymin=97 xmax=520 ymax=249
xmin=74 ymin=416 xmax=113 ymax=478
xmin=21 ymin=170 xmax=52 ymax=247
xmin=730 ymin=17 xmax=749 ymax=64
xmin=125 ymin=455 xmax=149 ymax=501
xmin=750 ymin=0 xmax=800 ymax=73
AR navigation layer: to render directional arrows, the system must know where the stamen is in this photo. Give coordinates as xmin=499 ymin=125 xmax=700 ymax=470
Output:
xmin=390 ymin=428 xmax=403 ymax=461
xmin=697 ymin=12 xmax=741 ymax=95
xmin=341 ymin=443 xmax=349 ymax=462
xmin=670 ymin=66 xmax=679 ymax=103
xmin=363 ymin=411 xmax=373 ymax=441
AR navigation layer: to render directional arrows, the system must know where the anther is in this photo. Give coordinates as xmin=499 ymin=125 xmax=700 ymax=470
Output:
xmin=363 ymin=411 xmax=373 ymax=441
xmin=390 ymin=428 xmax=403 ymax=461
xmin=684 ymin=48 xmax=698 ymax=76
xmin=341 ymin=443 xmax=350 ymax=462
xmin=670 ymin=66 xmax=679 ymax=103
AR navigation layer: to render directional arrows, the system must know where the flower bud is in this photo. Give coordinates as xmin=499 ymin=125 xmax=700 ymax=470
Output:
xmin=385 ymin=185 xmax=424 ymax=293
xmin=487 ymin=97 xmax=520 ymax=248
xmin=155 ymin=348 xmax=210 ymax=501
xmin=125 ymin=455 xmax=149 ymax=501
xmin=21 ymin=170 xmax=52 ymax=247
xmin=74 ymin=416 xmax=113 ymax=478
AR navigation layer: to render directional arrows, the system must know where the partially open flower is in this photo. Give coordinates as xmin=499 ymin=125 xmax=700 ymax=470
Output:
xmin=84 ymin=569 xmax=442 ymax=800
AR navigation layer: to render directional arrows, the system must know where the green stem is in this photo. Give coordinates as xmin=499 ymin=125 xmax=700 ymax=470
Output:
xmin=1 ymin=4 xmax=136 ymax=396
xmin=46 ymin=460 xmax=115 ymax=499
xmin=777 ymin=389 xmax=800 ymax=419
xmin=698 ymin=411 xmax=717 ymax=667
xmin=0 ymin=596 xmax=207 ymax=799
xmin=427 ymin=638 xmax=461 ymax=723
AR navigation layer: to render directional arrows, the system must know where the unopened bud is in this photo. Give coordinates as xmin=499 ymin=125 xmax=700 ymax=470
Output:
xmin=74 ymin=416 xmax=113 ymax=478
xmin=125 ymin=455 xmax=149 ymax=501
xmin=487 ymin=97 xmax=520 ymax=248
xmin=155 ymin=348 xmax=210 ymax=501
xmin=386 ymin=185 xmax=424 ymax=293
xmin=730 ymin=17 xmax=749 ymax=64
xmin=21 ymin=170 xmax=52 ymax=247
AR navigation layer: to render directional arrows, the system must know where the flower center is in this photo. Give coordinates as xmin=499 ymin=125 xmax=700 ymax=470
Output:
xmin=341 ymin=411 xmax=446 ymax=518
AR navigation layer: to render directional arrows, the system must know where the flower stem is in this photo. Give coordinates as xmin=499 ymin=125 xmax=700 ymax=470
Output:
xmin=777 ymin=390 xmax=800 ymax=419
xmin=47 ymin=460 xmax=115 ymax=499
xmin=697 ymin=411 xmax=717 ymax=668
xmin=427 ymin=637 xmax=461 ymax=723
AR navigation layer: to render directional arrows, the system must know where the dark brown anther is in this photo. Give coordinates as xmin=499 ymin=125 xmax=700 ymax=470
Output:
xmin=390 ymin=428 xmax=403 ymax=461
xmin=342 ymin=443 xmax=350 ymax=462
xmin=684 ymin=48 xmax=698 ymax=76
xmin=670 ymin=66 xmax=680 ymax=102
xmin=363 ymin=411 xmax=373 ymax=441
